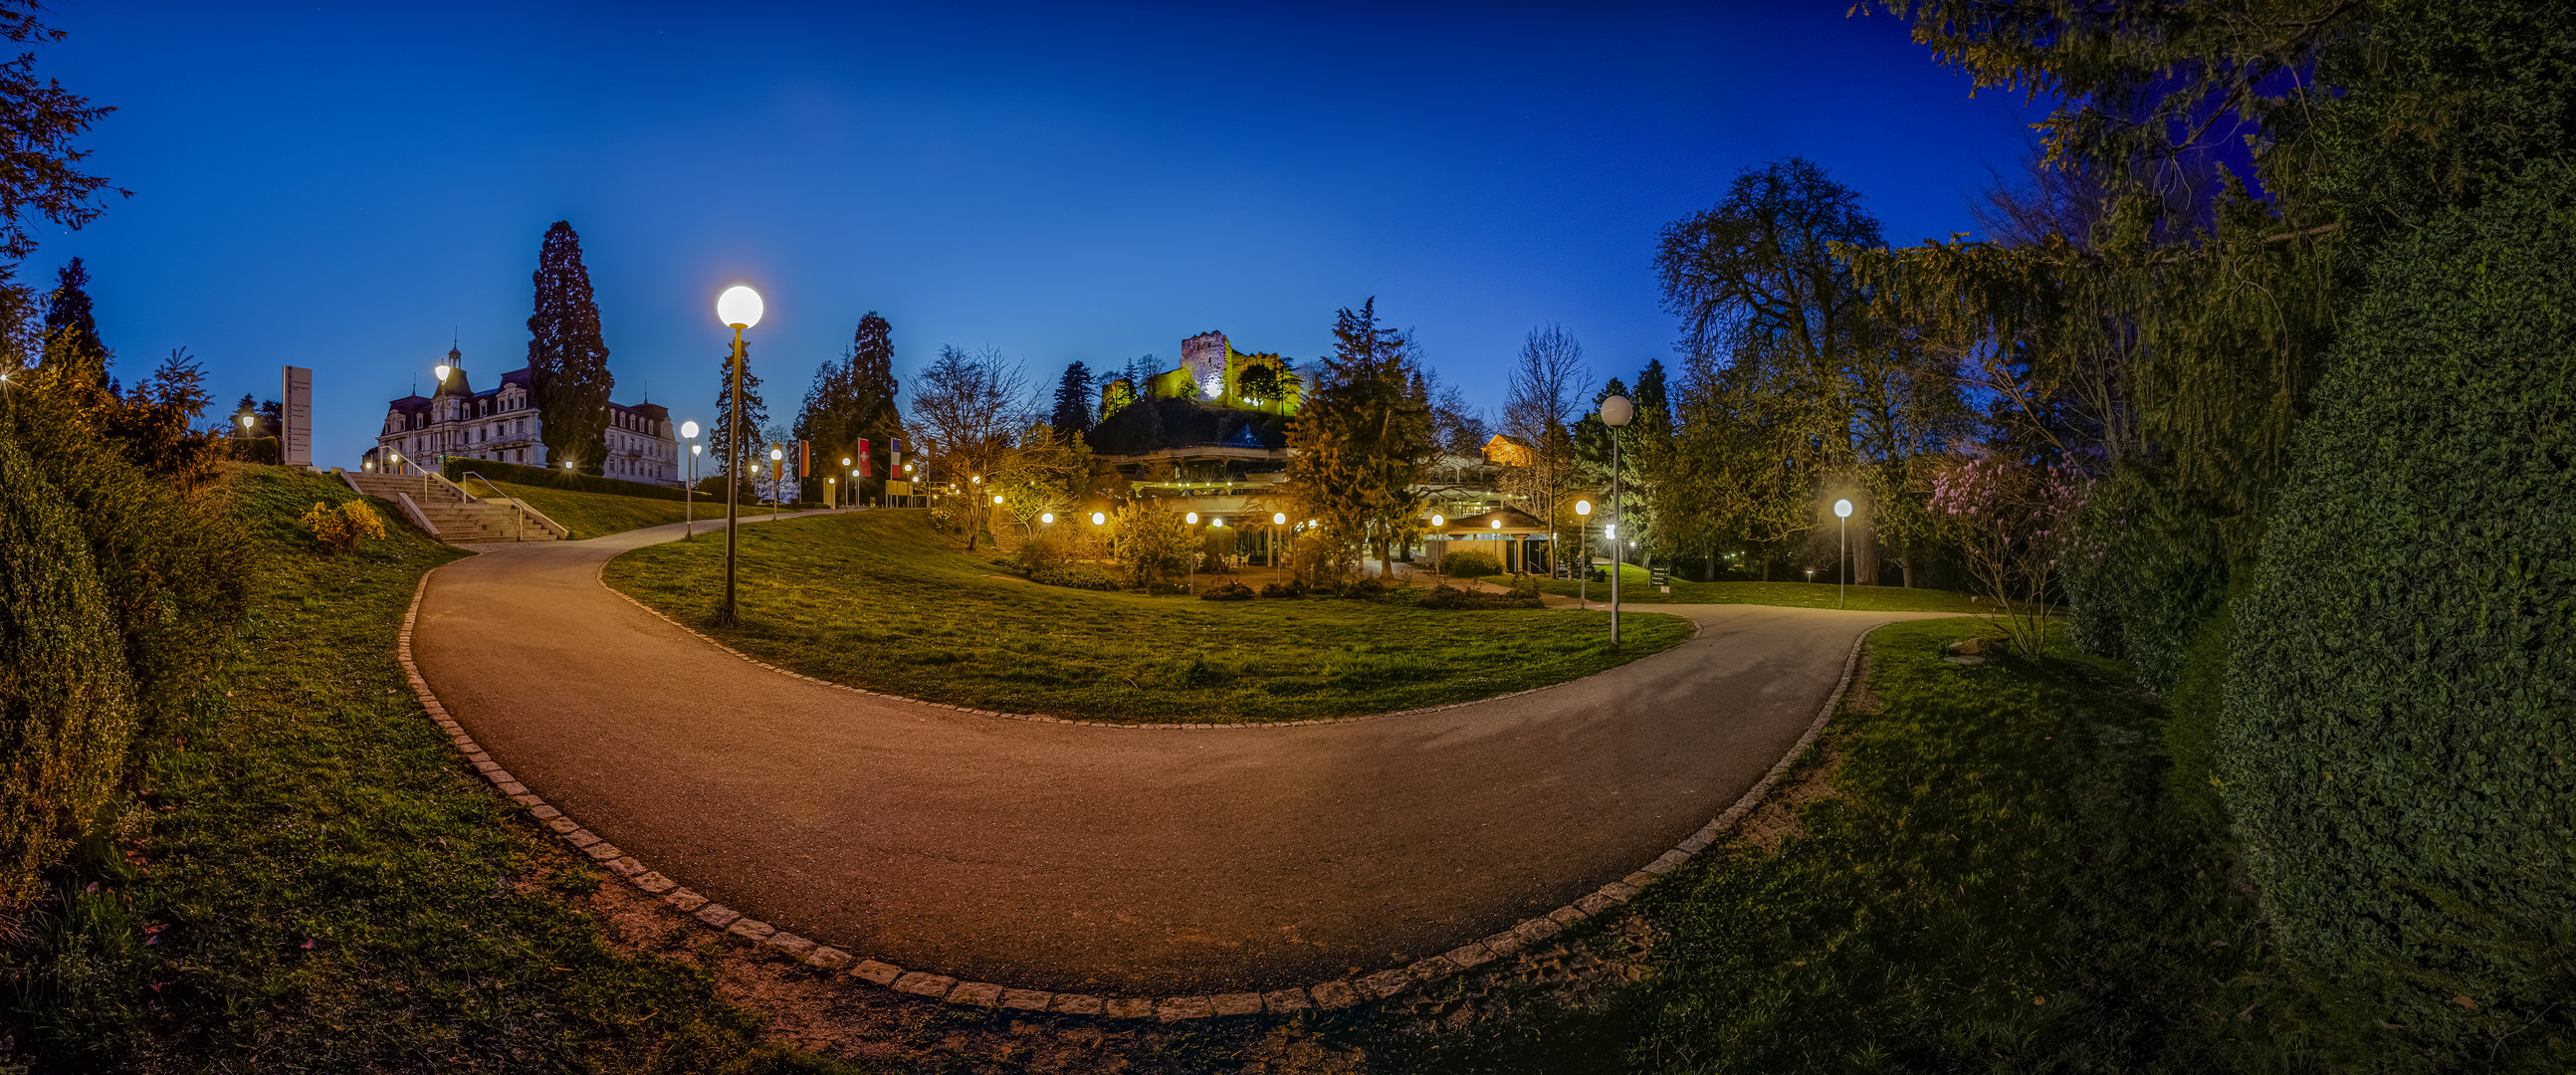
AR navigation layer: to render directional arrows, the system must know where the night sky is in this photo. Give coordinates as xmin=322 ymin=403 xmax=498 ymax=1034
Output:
xmin=39 ymin=2 xmax=2040 ymax=465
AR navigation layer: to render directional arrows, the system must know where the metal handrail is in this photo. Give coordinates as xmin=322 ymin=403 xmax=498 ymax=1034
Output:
xmin=455 ymin=472 xmax=522 ymax=542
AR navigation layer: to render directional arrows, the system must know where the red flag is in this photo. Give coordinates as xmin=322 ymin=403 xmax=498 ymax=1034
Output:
xmin=856 ymin=438 xmax=872 ymax=478
xmin=797 ymin=440 xmax=810 ymax=479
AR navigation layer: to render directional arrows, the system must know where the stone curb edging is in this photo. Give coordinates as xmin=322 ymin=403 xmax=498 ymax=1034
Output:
xmin=396 ymin=557 xmax=1866 ymax=1022
xmin=592 ymin=557 xmax=1703 ymax=731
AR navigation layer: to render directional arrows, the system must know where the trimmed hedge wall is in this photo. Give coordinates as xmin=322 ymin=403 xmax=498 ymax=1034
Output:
xmin=2225 ymin=175 xmax=2575 ymax=1055
xmin=441 ymin=457 xmax=689 ymax=502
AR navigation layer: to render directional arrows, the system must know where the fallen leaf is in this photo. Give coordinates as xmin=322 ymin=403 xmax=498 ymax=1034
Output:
xmin=2451 ymin=995 xmax=2477 ymax=1010
xmin=300 ymin=938 xmax=316 ymax=951
xmin=2033 ymin=995 xmax=2046 ymax=1006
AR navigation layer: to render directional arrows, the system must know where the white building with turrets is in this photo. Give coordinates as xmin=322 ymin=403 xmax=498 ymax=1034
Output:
xmin=364 ymin=345 xmax=680 ymax=485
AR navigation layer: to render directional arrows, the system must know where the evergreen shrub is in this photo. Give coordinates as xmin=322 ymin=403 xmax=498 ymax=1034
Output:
xmin=2225 ymin=175 xmax=2576 ymax=1057
xmin=1437 ymin=550 xmax=1501 ymax=578
xmin=0 ymin=428 xmax=138 ymax=906
xmin=229 ymin=436 xmax=279 ymax=465
xmin=1028 ymin=563 xmax=1114 ymax=590
xmin=1198 ymin=582 xmax=1255 ymax=601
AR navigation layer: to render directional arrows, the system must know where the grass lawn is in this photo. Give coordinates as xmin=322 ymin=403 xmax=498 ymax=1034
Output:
xmin=604 ymin=509 xmax=1695 ymax=723
xmin=1 ymin=466 xmax=848 ymax=1074
xmin=485 ymin=481 xmax=702 ymax=539
xmin=1341 ymin=617 xmax=2334 ymax=1073
xmin=1472 ymin=561 xmax=1987 ymax=612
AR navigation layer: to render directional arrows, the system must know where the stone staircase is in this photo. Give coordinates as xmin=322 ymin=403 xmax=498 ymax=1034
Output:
xmin=344 ymin=471 xmax=561 ymax=543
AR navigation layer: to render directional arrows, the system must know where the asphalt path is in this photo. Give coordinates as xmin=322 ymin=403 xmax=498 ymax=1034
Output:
xmin=411 ymin=512 xmax=1957 ymax=994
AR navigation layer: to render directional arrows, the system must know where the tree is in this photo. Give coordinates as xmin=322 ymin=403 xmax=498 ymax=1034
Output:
xmin=1050 ymin=360 xmax=1094 ymax=438
xmin=40 ymin=256 xmax=105 ymax=382
xmin=794 ymin=313 xmax=903 ymax=501
xmin=909 ymin=344 xmax=1031 ymax=550
xmin=1497 ymin=323 xmax=1587 ymax=567
xmin=710 ymin=343 xmax=767 ymax=496
xmin=1280 ymin=299 xmax=1435 ymax=581
xmin=0 ymin=4 xmax=123 ymax=266
xmin=524 ymin=221 xmax=614 ymax=475
xmin=229 ymin=392 xmax=258 ymax=436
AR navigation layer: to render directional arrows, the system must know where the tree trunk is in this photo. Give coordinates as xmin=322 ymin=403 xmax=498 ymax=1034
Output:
xmin=1704 ymin=540 xmax=1718 ymax=581
xmin=1850 ymin=523 xmax=1875 ymax=586
xmin=1899 ymin=552 xmax=1916 ymax=588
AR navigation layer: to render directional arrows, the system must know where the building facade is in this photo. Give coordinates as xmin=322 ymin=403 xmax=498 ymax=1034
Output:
xmin=367 ymin=345 xmax=680 ymax=484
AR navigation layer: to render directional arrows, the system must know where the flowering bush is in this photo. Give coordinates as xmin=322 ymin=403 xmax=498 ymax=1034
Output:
xmin=301 ymin=499 xmax=387 ymax=551
xmin=1928 ymin=455 xmax=2086 ymax=654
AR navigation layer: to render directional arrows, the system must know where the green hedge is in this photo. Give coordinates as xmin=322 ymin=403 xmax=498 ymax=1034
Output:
xmin=2225 ymin=174 xmax=2576 ymax=1059
xmin=441 ymin=456 xmax=688 ymax=502
xmin=228 ymin=436 xmax=279 ymax=465
xmin=1437 ymin=550 xmax=1502 ymax=578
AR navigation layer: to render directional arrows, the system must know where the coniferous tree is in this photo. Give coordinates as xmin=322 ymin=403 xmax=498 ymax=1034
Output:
xmin=792 ymin=314 xmax=902 ymax=497
xmin=1280 ymin=299 xmax=1435 ymax=581
xmin=711 ymin=343 xmax=767 ymax=494
xmin=1051 ymin=360 xmax=1094 ymax=438
xmin=41 ymin=257 xmax=107 ymax=382
xmin=229 ymin=392 xmax=258 ymax=436
xmin=524 ymin=221 xmax=614 ymax=474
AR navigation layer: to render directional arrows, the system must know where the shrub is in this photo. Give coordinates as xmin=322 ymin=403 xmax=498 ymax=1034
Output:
xmin=1415 ymin=584 xmax=1474 ymax=609
xmin=1438 ymin=550 xmax=1501 ymax=577
xmin=229 ymin=435 xmax=280 ymax=465
xmin=1028 ymin=562 xmax=1114 ymax=590
xmin=301 ymin=500 xmax=387 ymax=552
xmin=1345 ymin=577 xmax=1387 ymax=599
xmin=446 ymin=456 xmax=693 ymax=501
xmin=0 ymin=363 xmax=248 ymax=907
xmin=1258 ymin=581 xmax=1303 ymax=598
xmin=0 ymin=426 xmax=138 ymax=906
xmin=1503 ymin=574 xmax=1541 ymax=599
xmin=2225 ymin=173 xmax=2576 ymax=1059
xmin=1198 ymin=582 xmax=1255 ymax=601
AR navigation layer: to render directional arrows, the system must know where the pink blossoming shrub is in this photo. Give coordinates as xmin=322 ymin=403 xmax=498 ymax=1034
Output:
xmin=1928 ymin=455 xmax=2086 ymax=654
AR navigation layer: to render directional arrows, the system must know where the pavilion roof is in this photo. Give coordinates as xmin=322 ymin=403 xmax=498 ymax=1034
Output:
xmin=1430 ymin=506 xmax=1553 ymax=537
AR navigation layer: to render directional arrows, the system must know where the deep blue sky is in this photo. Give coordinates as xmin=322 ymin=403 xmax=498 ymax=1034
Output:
xmin=40 ymin=1 xmax=2039 ymax=466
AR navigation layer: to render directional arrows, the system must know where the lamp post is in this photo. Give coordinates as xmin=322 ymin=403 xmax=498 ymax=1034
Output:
xmin=1575 ymin=499 xmax=1592 ymax=609
xmin=840 ymin=457 xmax=854 ymax=509
xmin=1428 ymin=513 xmax=1445 ymax=577
xmin=1834 ymin=498 xmax=1853 ymax=609
xmin=769 ymin=446 xmax=785 ymax=521
xmin=681 ymin=420 xmax=701 ymax=538
xmin=716 ymin=285 xmax=762 ymax=626
xmin=1185 ymin=511 xmax=1200 ymax=591
xmin=1601 ymin=394 xmax=1633 ymax=644
xmin=1270 ymin=512 xmax=1287 ymax=588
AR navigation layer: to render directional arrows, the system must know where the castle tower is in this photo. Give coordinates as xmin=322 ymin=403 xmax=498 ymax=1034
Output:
xmin=1181 ymin=330 xmax=1229 ymax=400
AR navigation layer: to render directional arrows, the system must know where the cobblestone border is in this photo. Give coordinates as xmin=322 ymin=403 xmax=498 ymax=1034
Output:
xmin=398 ymin=559 xmax=1869 ymax=1021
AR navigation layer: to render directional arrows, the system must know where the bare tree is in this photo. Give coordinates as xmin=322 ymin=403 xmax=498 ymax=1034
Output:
xmin=1497 ymin=323 xmax=1588 ymax=569
xmin=908 ymin=344 xmax=1034 ymax=549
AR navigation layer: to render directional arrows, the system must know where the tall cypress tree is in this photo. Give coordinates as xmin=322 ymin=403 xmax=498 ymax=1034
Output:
xmin=712 ymin=343 xmax=767 ymax=492
xmin=1051 ymin=360 xmax=1093 ymax=438
xmin=848 ymin=313 xmax=901 ymax=462
xmin=41 ymin=257 xmax=107 ymax=383
xmin=524 ymin=222 xmax=614 ymax=474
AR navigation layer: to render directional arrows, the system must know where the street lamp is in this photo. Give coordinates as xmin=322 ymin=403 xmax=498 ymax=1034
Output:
xmin=434 ymin=361 xmax=451 ymax=384
xmin=769 ymin=446 xmax=785 ymax=521
xmin=1601 ymin=394 xmax=1633 ymax=644
xmin=715 ymin=285 xmax=762 ymax=625
xmin=1270 ymin=512 xmax=1288 ymax=587
xmin=681 ymin=420 xmax=701 ymax=538
xmin=1575 ymin=499 xmax=1593 ymax=609
xmin=1834 ymin=498 xmax=1853 ymax=609
xmin=1041 ymin=512 xmax=1055 ymax=525
xmin=841 ymin=457 xmax=853 ymax=509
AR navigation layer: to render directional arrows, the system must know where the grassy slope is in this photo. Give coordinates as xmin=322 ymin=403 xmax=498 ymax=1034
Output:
xmin=488 ymin=481 xmax=696 ymax=539
xmin=605 ymin=509 xmax=1694 ymax=723
xmin=3 ymin=466 xmax=847 ymax=1074
xmin=1349 ymin=618 xmax=2331 ymax=1074
xmin=1473 ymin=561 xmax=1985 ymax=612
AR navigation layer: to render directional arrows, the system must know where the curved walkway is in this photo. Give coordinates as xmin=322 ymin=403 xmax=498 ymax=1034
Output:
xmin=409 ymin=513 xmax=1955 ymax=997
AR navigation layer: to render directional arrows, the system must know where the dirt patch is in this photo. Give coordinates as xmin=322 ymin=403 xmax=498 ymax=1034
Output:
xmin=1736 ymin=652 xmax=1872 ymax=854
